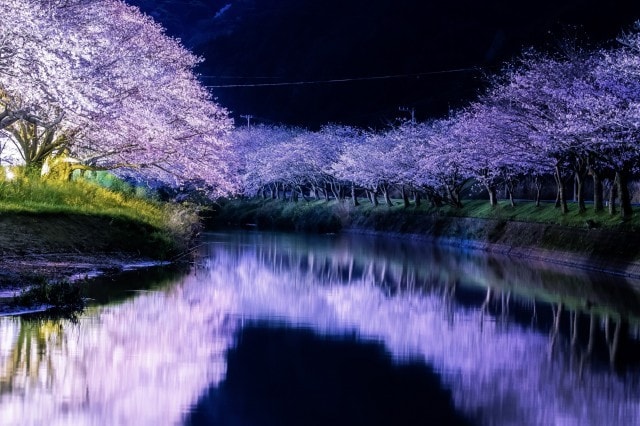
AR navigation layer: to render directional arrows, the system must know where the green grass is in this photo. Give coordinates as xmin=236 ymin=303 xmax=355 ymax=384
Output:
xmin=0 ymin=173 xmax=200 ymax=259
xmin=332 ymin=198 xmax=640 ymax=231
xmin=216 ymin=197 xmax=640 ymax=231
xmin=443 ymin=200 xmax=640 ymax=230
xmin=0 ymin=175 xmax=164 ymax=225
xmin=212 ymin=198 xmax=343 ymax=233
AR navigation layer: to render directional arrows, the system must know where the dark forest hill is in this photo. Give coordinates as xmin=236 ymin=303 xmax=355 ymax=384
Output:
xmin=129 ymin=0 xmax=640 ymax=127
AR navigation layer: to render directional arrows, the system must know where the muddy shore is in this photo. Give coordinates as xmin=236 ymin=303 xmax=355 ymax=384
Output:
xmin=0 ymin=212 xmax=180 ymax=300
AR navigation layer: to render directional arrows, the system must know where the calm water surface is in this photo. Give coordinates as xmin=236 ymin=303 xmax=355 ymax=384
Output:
xmin=1 ymin=231 xmax=640 ymax=425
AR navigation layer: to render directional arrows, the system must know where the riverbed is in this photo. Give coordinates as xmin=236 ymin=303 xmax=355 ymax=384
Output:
xmin=1 ymin=231 xmax=639 ymax=425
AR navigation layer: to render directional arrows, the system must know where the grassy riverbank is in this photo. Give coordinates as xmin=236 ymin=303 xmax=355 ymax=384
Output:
xmin=0 ymin=175 xmax=200 ymax=289
xmin=212 ymin=197 xmax=640 ymax=232
xmin=211 ymin=198 xmax=640 ymax=272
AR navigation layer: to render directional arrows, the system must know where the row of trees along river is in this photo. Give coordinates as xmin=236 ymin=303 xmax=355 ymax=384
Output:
xmin=3 ymin=1 xmax=640 ymax=222
xmin=229 ymin=24 xmax=640 ymax=221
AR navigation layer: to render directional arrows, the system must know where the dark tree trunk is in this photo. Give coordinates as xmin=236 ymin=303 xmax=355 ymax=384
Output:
xmin=554 ymin=164 xmax=568 ymax=214
xmin=616 ymin=170 xmax=633 ymax=220
xmin=575 ymin=171 xmax=586 ymax=213
xmin=299 ymin=185 xmax=310 ymax=202
xmin=371 ymin=190 xmax=379 ymax=207
xmin=430 ymin=193 xmax=444 ymax=208
xmin=401 ymin=185 xmax=410 ymax=208
xmin=351 ymin=182 xmax=359 ymax=207
xmin=591 ymin=168 xmax=604 ymax=212
xmin=382 ymin=186 xmax=393 ymax=207
xmin=330 ymin=182 xmax=341 ymax=201
xmin=447 ymin=186 xmax=463 ymax=208
xmin=533 ymin=177 xmax=542 ymax=207
xmin=505 ymin=181 xmax=516 ymax=207
xmin=507 ymin=188 xmax=515 ymax=207
xmin=486 ymin=184 xmax=498 ymax=207
xmin=413 ymin=191 xmax=421 ymax=208
xmin=608 ymin=177 xmax=617 ymax=216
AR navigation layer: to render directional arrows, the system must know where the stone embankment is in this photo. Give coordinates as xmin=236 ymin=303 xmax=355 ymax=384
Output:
xmin=347 ymin=216 xmax=640 ymax=279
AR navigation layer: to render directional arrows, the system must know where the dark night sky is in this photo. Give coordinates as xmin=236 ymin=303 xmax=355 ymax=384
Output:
xmin=129 ymin=0 xmax=640 ymax=128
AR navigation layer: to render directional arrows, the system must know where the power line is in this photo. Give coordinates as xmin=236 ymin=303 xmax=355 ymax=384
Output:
xmin=204 ymin=67 xmax=481 ymax=88
xmin=200 ymin=75 xmax=283 ymax=80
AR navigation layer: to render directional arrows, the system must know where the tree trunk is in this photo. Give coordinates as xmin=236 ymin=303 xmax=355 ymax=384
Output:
xmin=505 ymin=180 xmax=516 ymax=207
xmin=351 ymin=182 xmax=359 ymax=207
xmin=447 ymin=185 xmax=463 ymax=208
xmin=401 ymin=185 xmax=410 ymax=208
xmin=592 ymin=169 xmax=603 ymax=212
xmin=575 ymin=171 xmax=586 ymax=213
xmin=533 ymin=177 xmax=542 ymax=207
xmin=486 ymin=184 xmax=498 ymax=207
xmin=608 ymin=177 xmax=617 ymax=216
xmin=414 ymin=191 xmax=421 ymax=208
xmin=554 ymin=164 xmax=568 ymax=214
xmin=616 ymin=170 xmax=633 ymax=220
xmin=369 ymin=190 xmax=379 ymax=207
xmin=330 ymin=182 xmax=341 ymax=201
xmin=507 ymin=187 xmax=515 ymax=207
xmin=430 ymin=193 xmax=444 ymax=208
xmin=382 ymin=186 xmax=393 ymax=207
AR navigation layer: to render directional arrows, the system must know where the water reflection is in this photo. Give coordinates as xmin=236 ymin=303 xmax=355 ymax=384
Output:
xmin=0 ymin=231 xmax=639 ymax=425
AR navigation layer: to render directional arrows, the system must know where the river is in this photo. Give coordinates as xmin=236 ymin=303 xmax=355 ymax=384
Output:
xmin=1 ymin=231 xmax=640 ymax=425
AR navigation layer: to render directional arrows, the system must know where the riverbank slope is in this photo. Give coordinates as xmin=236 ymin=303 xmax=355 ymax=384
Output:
xmin=211 ymin=198 xmax=640 ymax=278
xmin=0 ymin=211 xmax=197 ymax=291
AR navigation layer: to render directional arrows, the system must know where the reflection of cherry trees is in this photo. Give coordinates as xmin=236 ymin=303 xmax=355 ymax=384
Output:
xmin=0 ymin=291 xmax=236 ymax=425
xmin=2 ymin=233 xmax=640 ymax=424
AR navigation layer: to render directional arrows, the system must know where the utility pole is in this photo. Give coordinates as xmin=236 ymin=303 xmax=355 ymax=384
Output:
xmin=240 ymin=114 xmax=254 ymax=128
xmin=398 ymin=106 xmax=415 ymax=125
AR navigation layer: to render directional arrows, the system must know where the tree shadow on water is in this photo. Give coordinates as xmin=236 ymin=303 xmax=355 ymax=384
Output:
xmin=186 ymin=323 xmax=472 ymax=426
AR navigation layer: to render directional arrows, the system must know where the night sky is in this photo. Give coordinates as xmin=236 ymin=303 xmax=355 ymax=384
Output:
xmin=129 ymin=0 xmax=640 ymax=128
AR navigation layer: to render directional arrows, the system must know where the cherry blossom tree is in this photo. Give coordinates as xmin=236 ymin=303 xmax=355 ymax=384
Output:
xmin=0 ymin=0 xmax=234 ymax=193
xmin=580 ymin=25 xmax=640 ymax=219
xmin=229 ymin=125 xmax=306 ymax=199
xmin=331 ymin=129 xmax=384 ymax=206
xmin=315 ymin=125 xmax=363 ymax=203
xmin=479 ymin=49 xmax=603 ymax=214
xmin=413 ymin=117 xmax=475 ymax=208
